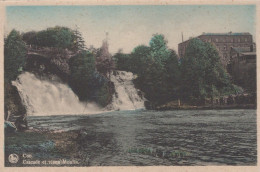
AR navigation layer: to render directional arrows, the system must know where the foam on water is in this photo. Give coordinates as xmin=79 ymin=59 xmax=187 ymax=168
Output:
xmin=12 ymin=72 xmax=102 ymax=116
xmin=12 ymin=71 xmax=145 ymax=116
xmin=109 ymin=71 xmax=145 ymax=110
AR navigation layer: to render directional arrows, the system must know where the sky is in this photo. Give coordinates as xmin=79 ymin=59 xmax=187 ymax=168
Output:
xmin=5 ymin=5 xmax=256 ymax=54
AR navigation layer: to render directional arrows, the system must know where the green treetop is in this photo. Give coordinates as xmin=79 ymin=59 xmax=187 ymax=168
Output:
xmin=4 ymin=29 xmax=27 ymax=82
xmin=180 ymin=38 xmax=239 ymax=104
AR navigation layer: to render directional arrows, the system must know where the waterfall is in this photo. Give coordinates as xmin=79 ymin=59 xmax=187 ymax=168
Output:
xmin=109 ymin=71 xmax=145 ymax=110
xmin=12 ymin=72 xmax=101 ymax=116
xmin=12 ymin=71 xmax=145 ymax=116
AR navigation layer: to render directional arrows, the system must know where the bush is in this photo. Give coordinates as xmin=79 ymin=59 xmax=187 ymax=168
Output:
xmin=69 ymin=51 xmax=113 ymax=106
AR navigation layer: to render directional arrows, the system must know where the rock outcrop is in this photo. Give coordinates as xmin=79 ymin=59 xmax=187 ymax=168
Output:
xmin=25 ymin=47 xmax=74 ymax=82
xmin=4 ymin=83 xmax=27 ymax=130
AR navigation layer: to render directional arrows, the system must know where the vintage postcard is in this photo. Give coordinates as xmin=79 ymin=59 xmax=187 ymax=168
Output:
xmin=0 ymin=0 xmax=259 ymax=172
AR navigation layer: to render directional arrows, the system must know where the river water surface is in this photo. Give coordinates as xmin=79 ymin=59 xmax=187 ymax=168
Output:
xmin=27 ymin=109 xmax=257 ymax=166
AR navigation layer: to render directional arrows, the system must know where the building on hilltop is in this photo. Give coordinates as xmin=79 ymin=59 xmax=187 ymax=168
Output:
xmin=178 ymin=32 xmax=253 ymax=68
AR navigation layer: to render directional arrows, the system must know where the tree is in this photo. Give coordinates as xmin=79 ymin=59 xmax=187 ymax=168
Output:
xmin=22 ymin=31 xmax=37 ymax=46
xmin=113 ymin=51 xmax=131 ymax=71
xmin=149 ymin=34 xmax=170 ymax=65
xmin=129 ymin=45 xmax=151 ymax=74
xmin=72 ymin=25 xmax=86 ymax=51
xmin=22 ymin=26 xmax=85 ymax=51
xmin=124 ymin=34 xmax=181 ymax=105
xmin=55 ymin=27 xmax=74 ymax=49
xmin=164 ymin=49 xmax=181 ymax=99
xmin=4 ymin=30 xmax=27 ymax=121
xmin=134 ymin=58 xmax=167 ymax=104
xmin=4 ymin=29 xmax=27 ymax=82
xmin=180 ymin=38 xmax=237 ymax=104
xmin=69 ymin=50 xmax=112 ymax=106
xmin=69 ymin=51 xmax=96 ymax=102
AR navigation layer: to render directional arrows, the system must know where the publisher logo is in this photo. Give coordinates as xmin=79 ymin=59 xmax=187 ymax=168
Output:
xmin=8 ymin=154 xmax=19 ymax=164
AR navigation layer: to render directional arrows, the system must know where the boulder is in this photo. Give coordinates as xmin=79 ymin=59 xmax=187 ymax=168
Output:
xmin=4 ymin=83 xmax=27 ymax=122
xmin=15 ymin=116 xmax=28 ymax=131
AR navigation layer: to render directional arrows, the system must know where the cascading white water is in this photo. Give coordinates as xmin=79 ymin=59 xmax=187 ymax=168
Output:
xmin=109 ymin=71 xmax=145 ymax=110
xmin=12 ymin=72 xmax=102 ymax=116
xmin=12 ymin=71 xmax=145 ymax=116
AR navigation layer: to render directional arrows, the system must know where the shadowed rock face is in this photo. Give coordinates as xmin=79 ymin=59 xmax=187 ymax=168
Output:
xmin=25 ymin=48 xmax=73 ymax=82
xmin=4 ymin=83 xmax=27 ymax=123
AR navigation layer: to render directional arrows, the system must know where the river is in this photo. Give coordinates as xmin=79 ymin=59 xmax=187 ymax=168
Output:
xmin=24 ymin=109 xmax=257 ymax=166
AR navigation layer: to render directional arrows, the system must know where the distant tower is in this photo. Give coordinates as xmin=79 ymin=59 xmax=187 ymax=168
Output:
xmin=182 ymin=32 xmax=184 ymax=43
xmin=106 ymin=32 xmax=109 ymax=41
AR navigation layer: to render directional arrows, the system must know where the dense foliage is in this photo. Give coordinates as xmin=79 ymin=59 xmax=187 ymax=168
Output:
xmin=4 ymin=30 xmax=27 ymax=120
xmin=4 ymin=29 xmax=27 ymax=82
xmin=180 ymin=38 xmax=239 ymax=104
xmin=114 ymin=34 xmax=180 ymax=105
xmin=5 ymin=26 xmax=251 ymax=113
xmin=69 ymin=51 xmax=112 ymax=106
xmin=6 ymin=27 xmax=114 ymax=108
xmin=114 ymin=35 xmax=241 ymax=106
xmin=22 ymin=26 xmax=85 ymax=51
xmin=113 ymin=52 xmax=131 ymax=71
xmin=244 ymin=67 xmax=256 ymax=93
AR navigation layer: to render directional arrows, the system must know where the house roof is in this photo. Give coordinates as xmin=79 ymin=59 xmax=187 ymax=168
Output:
xmin=178 ymin=32 xmax=252 ymax=46
xmin=201 ymin=32 xmax=251 ymax=36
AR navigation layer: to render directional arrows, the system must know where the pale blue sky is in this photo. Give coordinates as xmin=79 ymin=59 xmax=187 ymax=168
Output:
xmin=5 ymin=5 xmax=256 ymax=53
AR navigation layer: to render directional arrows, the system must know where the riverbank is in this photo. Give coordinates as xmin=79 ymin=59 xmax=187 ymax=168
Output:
xmin=154 ymin=104 xmax=256 ymax=111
